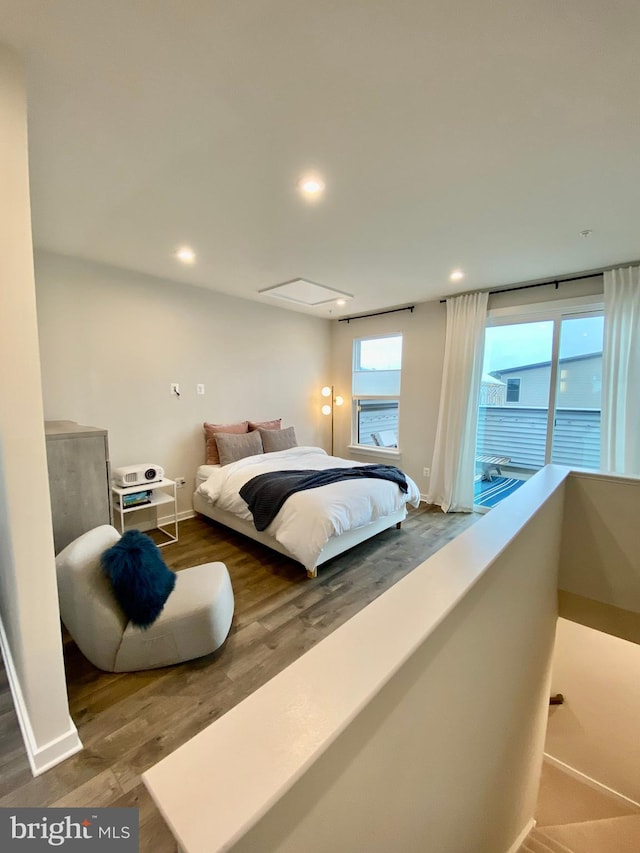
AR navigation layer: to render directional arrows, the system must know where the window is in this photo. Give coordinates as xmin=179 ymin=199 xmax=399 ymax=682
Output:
xmin=506 ymin=378 xmax=521 ymax=402
xmin=352 ymin=334 xmax=402 ymax=448
xmin=476 ymin=298 xmax=604 ymax=484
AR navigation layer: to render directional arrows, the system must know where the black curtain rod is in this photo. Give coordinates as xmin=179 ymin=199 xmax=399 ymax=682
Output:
xmin=439 ymin=271 xmax=603 ymax=303
xmin=338 ymin=305 xmax=415 ymax=323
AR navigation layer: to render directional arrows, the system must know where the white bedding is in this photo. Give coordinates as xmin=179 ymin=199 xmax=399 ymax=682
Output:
xmin=196 ymin=446 xmax=421 ymax=571
xmin=196 ymin=464 xmax=220 ymax=486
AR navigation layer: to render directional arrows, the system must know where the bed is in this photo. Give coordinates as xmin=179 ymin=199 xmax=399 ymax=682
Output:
xmin=193 ymin=445 xmax=421 ymax=577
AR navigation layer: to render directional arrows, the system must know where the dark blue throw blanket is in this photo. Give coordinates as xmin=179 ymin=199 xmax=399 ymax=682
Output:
xmin=239 ymin=465 xmax=408 ymax=531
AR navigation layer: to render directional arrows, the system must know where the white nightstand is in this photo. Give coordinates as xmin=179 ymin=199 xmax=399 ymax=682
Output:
xmin=111 ymin=478 xmax=178 ymax=546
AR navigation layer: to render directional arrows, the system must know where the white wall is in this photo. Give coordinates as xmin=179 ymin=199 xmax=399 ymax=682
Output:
xmin=547 ymin=618 xmax=640 ymax=805
xmin=559 ymin=473 xmax=640 ymax=615
xmin=545 ymin=472 xmax=640 ymax=804
xmin=232 ymin=493 xmax=561 ymax=853
xmin=0 ymin=46 xmax=80 ymax=772
xmin=35 ymin=252 xmax=331 ymax=516
xmin=487 ymin=275 xmax=604 ymax=311
xmin=143 ymin=467 xmax=568 ymax=853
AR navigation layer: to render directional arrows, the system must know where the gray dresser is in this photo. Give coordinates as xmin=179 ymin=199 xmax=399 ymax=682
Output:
xmin=45 ymin=420 xmax=112 ymax=553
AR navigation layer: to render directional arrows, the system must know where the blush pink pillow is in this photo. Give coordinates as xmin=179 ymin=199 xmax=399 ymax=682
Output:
xmin=248 ymin=418 xmax=282 ymax=432
xmin=203 ymin=421 xmax=249 ymax=464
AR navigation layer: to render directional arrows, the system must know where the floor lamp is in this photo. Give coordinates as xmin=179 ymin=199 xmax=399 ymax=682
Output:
xmin=321 ymin=385 xmax=344 ymax=455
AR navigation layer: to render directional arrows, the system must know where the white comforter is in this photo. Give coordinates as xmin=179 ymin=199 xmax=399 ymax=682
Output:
xmin=196 ymin=446 xmax=420 ymax=570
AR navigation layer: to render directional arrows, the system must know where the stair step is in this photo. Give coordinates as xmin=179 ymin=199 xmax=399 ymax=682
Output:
xmin=539 ymin=814 xmax=640 ymax=853
xmin=524 ymin=828 xmax=574 ymax=853
xmin=535 ymin=761 xmax=640 ymax=828
xmin=519 ymin=838 xmax=557 ymax=852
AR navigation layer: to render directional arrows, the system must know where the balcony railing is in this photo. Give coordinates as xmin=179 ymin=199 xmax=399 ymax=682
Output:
xmin=477 ymin=406 xmax=601 ymax=471
xmin=357 ymin=401 xmax=400 ymax=447
xmin=356 ymin=404 xmax=601 ymax=470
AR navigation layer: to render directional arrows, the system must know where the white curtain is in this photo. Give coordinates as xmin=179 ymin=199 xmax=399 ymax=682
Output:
xmin=427 ymin=291 xmax=488 ymax=512
xmin=601 ymin=266 xmax=640 ymax=476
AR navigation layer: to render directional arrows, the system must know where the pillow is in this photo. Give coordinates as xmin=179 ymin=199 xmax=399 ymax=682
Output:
xmin=100 ymin=530 xmax=176 ymax=628
xmin=215 ymin=430 xmax=264 ymax=466
xmin=259 ymin=425 xmax=298 ymax=453
xmin=203 ymin=420 xmax=249 ymax=464
xmin=248 ymin=418 xmax=282 ymax=432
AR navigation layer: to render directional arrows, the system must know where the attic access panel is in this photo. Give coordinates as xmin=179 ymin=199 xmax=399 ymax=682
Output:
xmin=259 ymin=278 xmax=353 ymax=306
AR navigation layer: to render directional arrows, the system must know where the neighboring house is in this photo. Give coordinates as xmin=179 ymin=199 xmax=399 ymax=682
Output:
xmin=477 ymin=354 xmax=603 ymax=469
xmin=488 ymin=352 xmax=602 ymax=409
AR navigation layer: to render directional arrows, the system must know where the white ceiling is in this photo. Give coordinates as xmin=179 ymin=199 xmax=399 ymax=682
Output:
xmin=3 ymin=0 xmax=639 ymax=317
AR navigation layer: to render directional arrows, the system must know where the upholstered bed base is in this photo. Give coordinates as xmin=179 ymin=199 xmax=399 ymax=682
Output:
xmin=192 ymin=491 xmax=406 ymax=578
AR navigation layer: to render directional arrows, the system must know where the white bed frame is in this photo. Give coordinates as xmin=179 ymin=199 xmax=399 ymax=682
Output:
xmin=192 ymin=491 xmax=407 ymax=578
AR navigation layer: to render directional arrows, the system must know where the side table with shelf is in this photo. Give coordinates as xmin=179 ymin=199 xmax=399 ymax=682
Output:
xmin=111 ymin=478 xmax=178 ymax=546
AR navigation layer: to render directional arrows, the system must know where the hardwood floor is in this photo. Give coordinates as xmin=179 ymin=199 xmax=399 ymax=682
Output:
xmin=0 ymin=505 xmax=479 ymax=851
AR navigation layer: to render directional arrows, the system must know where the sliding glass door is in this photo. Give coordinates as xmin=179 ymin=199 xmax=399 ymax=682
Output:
xmin=477 ymin=320 xmax=554 ymax=474
xmin=475 ymin=303 xmax=603 ymax=506
xmin=550 ymin=314 xmax=604 ymax=469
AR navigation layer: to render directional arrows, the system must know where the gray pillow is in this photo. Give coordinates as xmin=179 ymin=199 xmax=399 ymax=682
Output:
xmin=259 ymin=426 xmax=297 ymax=453
xmin=215 ymin=430 xmax=264 ymax=465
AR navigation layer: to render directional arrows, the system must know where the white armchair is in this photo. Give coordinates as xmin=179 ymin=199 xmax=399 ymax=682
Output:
xmin=55 ymin=525 xmax=234 ymax=672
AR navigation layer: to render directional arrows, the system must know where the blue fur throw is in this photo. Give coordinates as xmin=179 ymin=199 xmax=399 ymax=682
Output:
xmin=100 ymin=530 xmax=176 ymax=628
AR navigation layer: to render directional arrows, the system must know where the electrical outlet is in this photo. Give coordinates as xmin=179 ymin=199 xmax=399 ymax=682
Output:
xmin=175 ymin=476 xmax=186 ymax=488
xmin=196 ymin=383 xmax=205 ymax=395
xmin=170 ymin=383 xmax=180 ymax=397
xmin=423 ymin=467 xmax=430 ymax=477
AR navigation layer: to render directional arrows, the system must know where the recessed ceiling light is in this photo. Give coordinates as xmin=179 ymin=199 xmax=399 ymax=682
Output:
xmin=298 ymin=175 xmax=325 ymax=198
xmin=175 ymin=246 xmax=196 ymax=263
xmin=336 ymin=298 xmax=347 ymax=306
xmin=449 ymin=269 xmax=465 ymax=282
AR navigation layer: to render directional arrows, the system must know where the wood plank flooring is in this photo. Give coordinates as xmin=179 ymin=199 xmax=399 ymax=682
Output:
xmin=0 ymin=505 xmax=479 ymax=851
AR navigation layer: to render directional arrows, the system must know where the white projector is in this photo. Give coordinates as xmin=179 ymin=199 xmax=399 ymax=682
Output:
xmin=112 ymin=464 xmax=165 ymax=488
